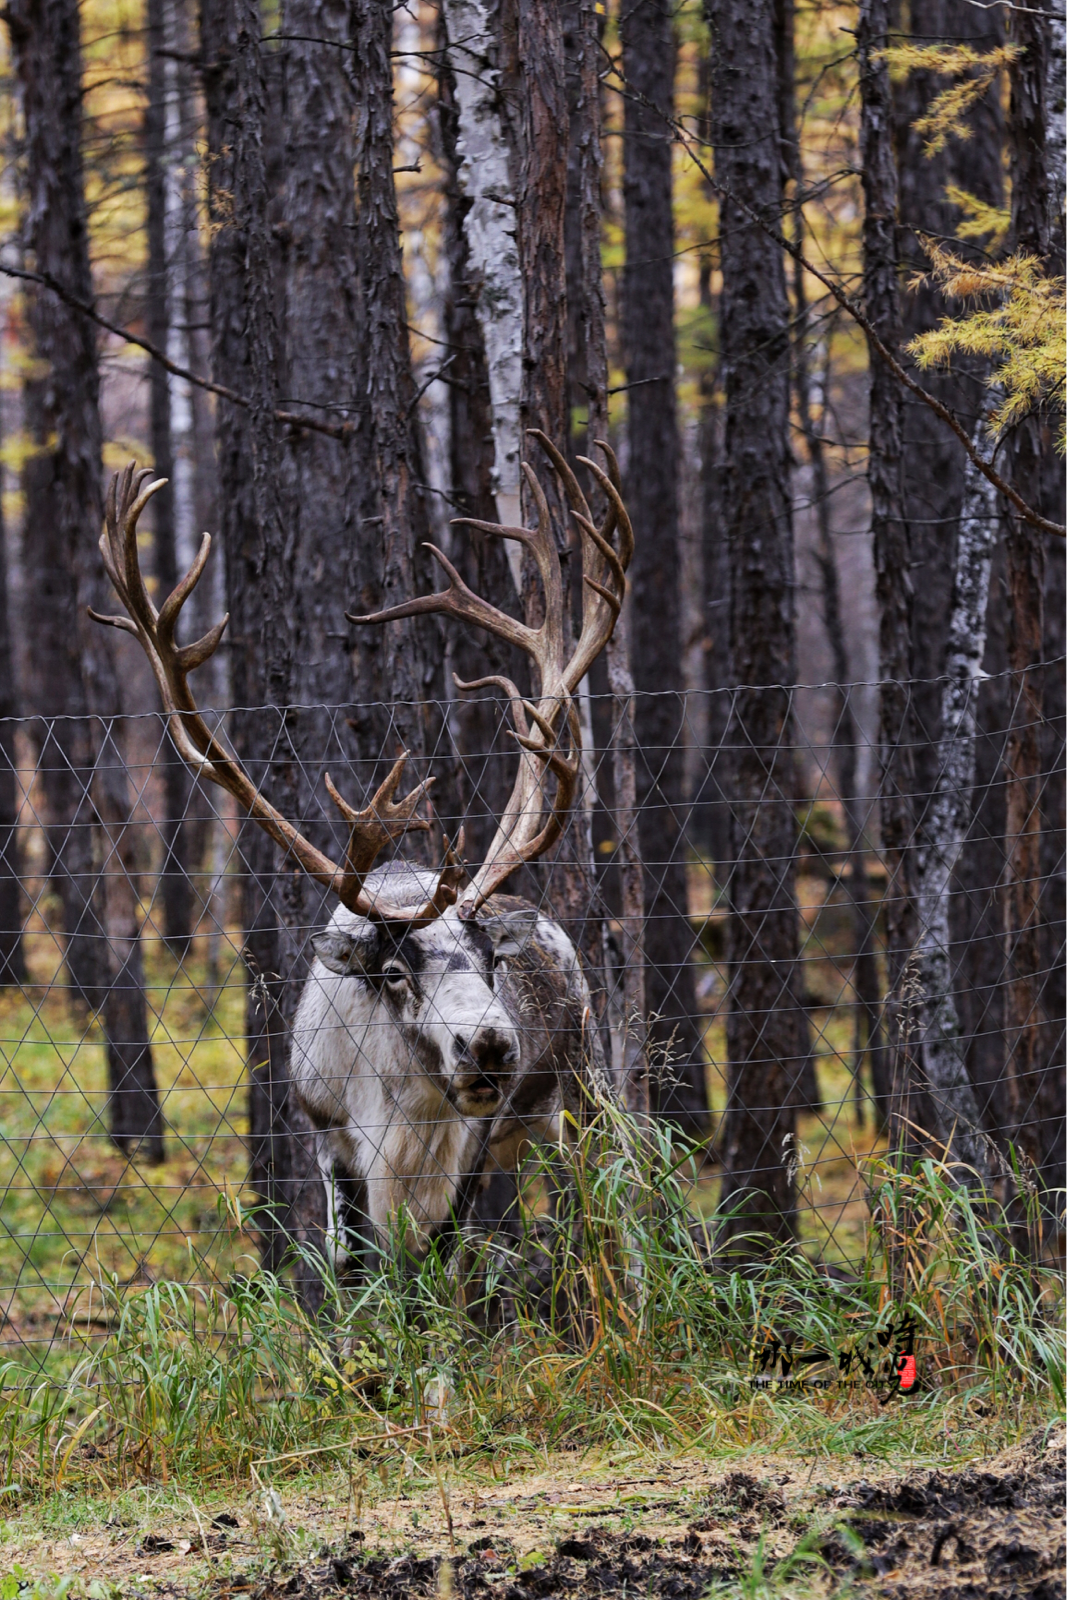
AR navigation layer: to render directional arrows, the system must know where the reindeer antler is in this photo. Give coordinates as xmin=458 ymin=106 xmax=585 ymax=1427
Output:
xmin=90 ymin=464 xmax=458 ymax=923
xmin=348 ymin=432 xmax=632 ymax=915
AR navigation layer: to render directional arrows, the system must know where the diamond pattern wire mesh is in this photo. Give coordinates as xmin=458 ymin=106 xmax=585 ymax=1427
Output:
xmin=0 ymin=672 xmax=1062 ymax=1363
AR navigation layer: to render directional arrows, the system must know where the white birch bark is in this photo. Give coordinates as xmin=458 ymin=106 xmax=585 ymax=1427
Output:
xmin=914 ymin=395 xmax=1003 ymax=1185
xmin=440 ymin=0 xmax=524 ymax=577
xmin=1047 ymin=7 xmax=1065 ymax=242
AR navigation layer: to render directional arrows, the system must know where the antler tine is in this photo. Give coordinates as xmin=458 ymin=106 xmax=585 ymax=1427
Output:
xmin=346 ymin=436 xmax=629 ymax=917
xmin=458 ymin=698 xmax=583 ymax=913
xmin=323 ymin=756 xmax=458 ymax=916
xmin=519 ymin=460 xmax=565 ymax=663
xmin=525 ymin=428 xmax=593 ymax=528
xmin=581 ymin=444 xmax=634 ymax=572
xmin=522 ymin=434 xmax=628 ymax=693
xmin=348 ymin=542 xmax=537 ymax=661
xmin=92 ymin=465 xmax=451 ymax=927
xmin=452 ymin=673 xmax=532 ymax=740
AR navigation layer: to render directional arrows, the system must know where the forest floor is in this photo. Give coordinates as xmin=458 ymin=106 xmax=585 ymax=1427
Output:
xmin=2 ymin=1420 xmax=1062 ymax=1599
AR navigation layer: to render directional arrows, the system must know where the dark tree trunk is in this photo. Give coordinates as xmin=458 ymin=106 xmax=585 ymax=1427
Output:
xmin=1004 ymin=2 xmax=1063 ymax=1202
xmin=10 ymin=0 xmax=162 ymax=1160
xmin=487 ymin=0 xmax=604 ymax=992
xmin=560 ymin=0 xmax=643 ymax=1098
xmin=514 ymin=0 xmax=569 ymax=466
xmin=695 ymin=251 xmax=731 ymax=880
xmin=622 ymin=0 xmax=707 ymax=1139
xmin=276 ymin=0 xmax=361 ymax=895
xmin=894 ymin=0 xmax=1004 ymax=769
xmin=1034 ymin=12 xmax=1065 ymax=1208
xmin=145 ymin=0 xmax=194 ymax=960
xmin=1037 ymin=525 xmax=1065 ymax=1203
xmin=0 ymin=374 xmax=26 ymax=988
xmin=708 ymin=0 xmax=799 ymax=1238
xmin=274 ymin=0 xmax=371 ymax=1297
xmin=858 ymin=0 xmax=919 ymax=1151
xmin=563 ymin=0 xmax=606 ymax=459
xmin=201 ymin=0 xmax=325 ymax=1290
xmin=351 ymin=0 xmax=442 ymax=785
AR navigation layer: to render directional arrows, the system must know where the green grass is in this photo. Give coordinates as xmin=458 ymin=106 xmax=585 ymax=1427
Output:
xmin=0 ymin=934 xmax=252 ymax=1356
xmin=0 ymin=891 xmax=1062 ymax=1510
xmin=0 ymin=1077 xmax=1060 ymax=1499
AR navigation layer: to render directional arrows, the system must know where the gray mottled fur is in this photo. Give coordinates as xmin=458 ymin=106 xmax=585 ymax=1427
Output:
xmin=289 ymin=863 xmax=600 ymax=1261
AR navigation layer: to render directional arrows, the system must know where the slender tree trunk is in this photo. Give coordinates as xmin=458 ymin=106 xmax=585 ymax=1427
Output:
xmin=912 ymin=403 xmax=1001 ymax=1185
xmin=441 ymin=0 xmax=524 ymax=533
xmin=695 ymin=251 xmax=731 ymax=883
xmin=145 ymin=0 xmax=194 ymax=960
xmin=1003 ymin=1 xmax=1063 ymax=1204
xmin=1039 ymin=9 xmax=1066 ymax=1210
xmin=708 ymin=0 xmax=799 ymax=1240
xmin=0 ymin=371 xmax=26 ymax=988
xmin=171 ymin=0 xmax=227 ymax=996
xmin=10 ymin=0 xmax=162 ymax=1160
xmin=505 ymin=0 xmax=599 ymax=978
xmin=202 ymin=0 xmax=325 ymax=1284
xmin=858 ymin=0 xmax=920 ymax=1158
xmin=791 ymin=245 xmax=882 ymax=1126
xmin=775 ymin=4 xmax=818 ymax=1119
xmin=891 ymin=0 xmax=1006 ymax=1155
xmin=560 ymin=0 xmax=644 ymax=1106
xmin=622 ymin=0 xmax=707 ymax=1139
xmin=436 ymin=18 xmax=526 ymax=874
xmin=271 ymin=0 xmax=371 ymax=1301
xmin=352 ymin=0 xmax=441 ymax=781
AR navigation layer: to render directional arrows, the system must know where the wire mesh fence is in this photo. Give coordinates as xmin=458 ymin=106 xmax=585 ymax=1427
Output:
xmin=0 ymin=675 xmax=1063 ymax=1366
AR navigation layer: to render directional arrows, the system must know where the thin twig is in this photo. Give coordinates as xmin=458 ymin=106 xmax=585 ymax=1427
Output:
xmin=0 ymin=259 xmax=355 ymax=443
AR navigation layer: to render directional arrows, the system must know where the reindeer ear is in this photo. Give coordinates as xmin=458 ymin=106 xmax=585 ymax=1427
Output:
xmin=480 ymin=907 xmax=539 ymax=959
xmin=312 ymin=926 xmax=378 ymax=975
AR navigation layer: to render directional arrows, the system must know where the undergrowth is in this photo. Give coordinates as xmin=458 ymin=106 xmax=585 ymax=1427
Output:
xmin=0 ymin=1092 xmax=1061 ymax=1500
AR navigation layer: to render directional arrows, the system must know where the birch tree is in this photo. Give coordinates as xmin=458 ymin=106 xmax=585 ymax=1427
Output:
xmin=913 ymin=406 xmax=1001 ymax=1187
xmin=440 ymin=0 xmax=524 ymax=538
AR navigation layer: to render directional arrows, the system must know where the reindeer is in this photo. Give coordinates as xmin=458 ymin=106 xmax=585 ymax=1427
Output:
xmin=91 ymin=432 xmax=632 ymax=1268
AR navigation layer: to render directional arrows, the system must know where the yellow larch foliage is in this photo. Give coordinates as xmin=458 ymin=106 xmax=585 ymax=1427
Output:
xmin=908 ymin=239 xmax=1066 ymax=451
xmin=943 ymin=186 xmax=1011 ymax=254
xmin=878 ymin=42 xmax=1021 ymax=157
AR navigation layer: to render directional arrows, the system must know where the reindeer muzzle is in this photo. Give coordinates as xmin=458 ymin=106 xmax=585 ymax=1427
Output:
xmin=450 ymin=1027 xmax=516 ymax=1114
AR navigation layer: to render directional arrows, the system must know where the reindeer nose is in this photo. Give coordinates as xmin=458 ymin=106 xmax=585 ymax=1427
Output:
xmin=453 ymin=1028 xmax=515 ymax=1103
xmin=469 ymin=1027 xmax=515 ymax=1074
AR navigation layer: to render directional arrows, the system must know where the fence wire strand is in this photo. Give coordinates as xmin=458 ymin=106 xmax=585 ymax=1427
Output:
xmin=0 ymin=673 xmax=1063 ymax=1360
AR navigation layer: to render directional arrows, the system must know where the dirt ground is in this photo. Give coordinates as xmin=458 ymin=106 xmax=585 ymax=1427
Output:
xmin=8 ymin=1426 xmax=1062 ymax=1599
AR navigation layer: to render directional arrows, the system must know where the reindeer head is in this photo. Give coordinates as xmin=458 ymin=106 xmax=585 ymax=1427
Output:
xmin=90 ymin=432 xmax=632 ymax=933
xmin=307 ymin=864 xmax=541 ymax=1118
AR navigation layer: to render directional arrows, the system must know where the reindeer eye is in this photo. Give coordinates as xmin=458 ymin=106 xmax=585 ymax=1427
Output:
xmin=381 ymin=964 xmax=409 ymax=989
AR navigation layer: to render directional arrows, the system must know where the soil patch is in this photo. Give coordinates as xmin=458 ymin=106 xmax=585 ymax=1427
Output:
xmin=223 ymin=1530 xmax=739 ymax=1600
xmin=820 ymin=1425 xmax=1065 ymax=1600
xmin=204 ymin=1430 xmax=1064 ymax=1600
